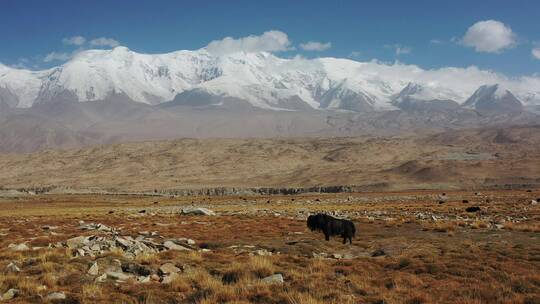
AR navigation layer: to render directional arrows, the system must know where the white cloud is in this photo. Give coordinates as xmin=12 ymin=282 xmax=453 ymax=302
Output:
xmin=395 ymin=46 xmax=411 ymax=56
xmin=299 ymin=41 xmax=331 ymax=51
xmin=385 ymin=44 xmax=412 ymax=56
xmin=349 ymin=51 xmax=362 ymax=58
xmin=43 ymin=52 xmax=71 ymax=62
xmin=532 ymin=47 xmax=540 ymax=60
xmin=430 ymin=39 xmax=443 ymax=44
xmin=462 ymin=20 xmax=517 ymax=53
xmin=89 ymin=37 xmax=120 ymax=48
xmin=206 ymin=30 xmax=292 ymax=55
xmin=62 ymin=36 xmax=86 ymax=46
xmin=7 ymin=58 xmax=31 ymax=69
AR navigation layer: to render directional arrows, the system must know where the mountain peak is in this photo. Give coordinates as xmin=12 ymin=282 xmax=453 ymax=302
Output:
xmin=393 ymin=82 xmax=458 ymax=104
xmin=0 ymin=50 xmax=539 ymax=111
xmin=464 ymin=84 xmax=523 ymax=113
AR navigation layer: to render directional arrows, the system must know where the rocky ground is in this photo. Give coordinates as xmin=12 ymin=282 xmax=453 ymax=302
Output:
xmin=0 ymin=190 xmax=539 ymax=303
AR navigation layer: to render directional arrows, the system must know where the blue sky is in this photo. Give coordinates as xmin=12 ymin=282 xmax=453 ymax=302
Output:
xmin=1 ymin=0 xmax=539 ymax=75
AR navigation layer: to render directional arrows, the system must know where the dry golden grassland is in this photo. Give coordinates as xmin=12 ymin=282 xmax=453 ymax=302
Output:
xmin=0 ymin=190 xmax=539 ymax=303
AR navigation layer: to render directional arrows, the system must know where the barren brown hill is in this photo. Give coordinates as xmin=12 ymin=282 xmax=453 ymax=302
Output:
xmin=0 ymin=125 xmax=539 ymax=193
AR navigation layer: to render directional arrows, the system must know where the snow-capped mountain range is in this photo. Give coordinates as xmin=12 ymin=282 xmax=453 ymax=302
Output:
xmin=1 ymin=46 xmax=540 ymax=112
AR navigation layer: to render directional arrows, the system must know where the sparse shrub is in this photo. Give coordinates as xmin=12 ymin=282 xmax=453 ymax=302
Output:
xmin=523 ymin=296 xmax=540 ymax=304
xmin=222 ymin=269 xmax=242 ymax=285
xmin=405 ymin=294 xmax=428 ymax=304
xmin=82 ymin=283 xmax=102 ymax=299
xmin=398 ymin=258 xmax=411 ymax=269
xmin=247 ymin=256 xmax=274 ymax=278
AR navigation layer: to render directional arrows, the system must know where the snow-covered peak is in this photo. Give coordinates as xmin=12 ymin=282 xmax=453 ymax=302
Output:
xmin=464 ymin=84 xmax=511 ymax=106
xmin=393 ymin=83 xmax=460 ymax=104
xmin=1 ymin=48 xmax=540 ymax=111
xmin=463 ymin=84 xmax=523 ymax=113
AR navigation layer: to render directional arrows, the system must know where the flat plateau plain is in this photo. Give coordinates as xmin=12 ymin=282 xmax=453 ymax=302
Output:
xmin=0 ymin=190 xmax=539 ymax=303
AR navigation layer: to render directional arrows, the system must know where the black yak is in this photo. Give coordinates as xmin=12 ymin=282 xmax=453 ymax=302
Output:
xmin=307 ymin=213 xmax=356 ymax=244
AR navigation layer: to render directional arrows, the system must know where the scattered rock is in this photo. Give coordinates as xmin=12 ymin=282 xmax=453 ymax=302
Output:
xmin=45 ymin=292 xmax=66 ymax=301
xmin=2 ymin=288 xmax=19 ymax=300
xmin=159 ymin=263 xmax=181 ymax=275
xmin=253 ymin=249 xmax=272 ymax=256
xmin=122 ymin=262 xmax=152 ymax=276
xmin=163 ymin=240 xmax=193 ymax=251
xmin=138 ymin=276 xmax=151 ymax=283
xmin=531 ymin=200 xmax=538 ymax=205
xmin=161 ymin=272 xmax=180 ymax=284
xmin=8 ymin=243 xmax=29 ymax=251
xmin=312 ymin=252 xmax=328 ymax=259
xmin=115 ymin=237 xmax=133 ymax=249
xmin=78 ymin=222 xmax=114 ymax=233
xmin=181 ymin=207 xmax=216 ymax=216
xmin=106 ymin=271 xmax=133 ymax=281
xmin=94 ymin=274 xmax=107 ymax=283
xmin=6 ymin=262 xmax=20 ymax=273
xmin=66 ymin=236 xmax=93 ymax=249
xmin=88 ymin=262 xmax=99 ymax=276
xmin=176 ymin=237 xmax=196 ymax=245
xmin=261 ymin=274 xmax=284 ymax=284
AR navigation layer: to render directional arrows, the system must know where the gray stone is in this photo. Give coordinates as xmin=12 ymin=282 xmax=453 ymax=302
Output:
xmin=8 ymin=243 xmax=29 ymax=251
xmin=176 ymin=237 xmax=196 ymax=245
xmin=181 ymin=207 xmax=216 ymax=216
xmin=45 ymin=292 xmax=66 ymax=301
xmin=332 ymin=253 xmax=343 ymax=259
xmin=121 ymin=262 xmax=152 ymax=276
xmin=159 ymin=263 xmax=181 ymax=275
xmin=2 ymin=288 xmax=19 ymax=300
xmin=106 ymin=271 xmax=133 ymax=281
xmin=88 ymin=262 xmax=99 ymax=276
xmin=66 ymin=236 xmax=91 ymax=249
xmin=163 ymin=241 xmax=192 ymax=251
xmin=261 ymin=274 xmax=284 ymax=284
xmin=6 ymin=262 xmax=20 ymax=273
xmin=161 ymin=272 xmax=180 ymax=284
xmin=94 ymin=273 xmax=107 ymax=283
xmin=115 ymin=237 xmax=133 ymax=249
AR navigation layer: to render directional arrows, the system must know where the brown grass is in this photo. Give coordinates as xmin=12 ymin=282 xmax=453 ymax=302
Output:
xmin=0 ymin=190 xmax=538 ymax=303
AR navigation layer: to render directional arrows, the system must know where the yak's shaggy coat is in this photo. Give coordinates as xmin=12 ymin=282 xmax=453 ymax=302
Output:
xmin=307 ymin=213 xmax=356 ymax=244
